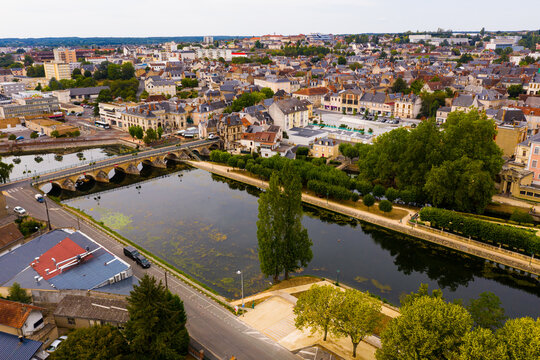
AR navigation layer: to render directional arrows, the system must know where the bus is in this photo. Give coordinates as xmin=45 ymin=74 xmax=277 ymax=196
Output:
xmin=94 ymin=120 xmax=110 ymax=129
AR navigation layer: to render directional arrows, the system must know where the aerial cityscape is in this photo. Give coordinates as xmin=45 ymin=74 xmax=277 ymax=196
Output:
xmin=0 ymin=2 xmax=540 ymax=359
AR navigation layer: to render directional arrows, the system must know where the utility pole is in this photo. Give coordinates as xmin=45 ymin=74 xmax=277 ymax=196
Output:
xmin=165 ymin=270 xmax=168 ymax=290
xmin=44 ymin=195 xmax=52 ymax=231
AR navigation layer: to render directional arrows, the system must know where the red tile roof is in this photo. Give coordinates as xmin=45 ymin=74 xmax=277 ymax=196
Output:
xmin=0 ymin=223 xmax=23 ymax=250
xmin=0 ymin=299 xmax=43 ymax=329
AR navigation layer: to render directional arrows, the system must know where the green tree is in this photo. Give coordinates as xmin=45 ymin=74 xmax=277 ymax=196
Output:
xmin=257 ymin=164 xmax=313 ymax=281
xmin=157 ymin=126 xmax=163 ymax=139
xmin=409 ymin=79 xmax=425 ymax=95
xmin=334 ymin=289 xmax=382 ymax=358
xmin=385 ymin=188 xmax=399 ymax=202
xmin=7 ymin=282 xmax=31 ymax=303
xmin=30 ymin=132 xmax=38 ymax=139
xmin=49 ymin=325 xmax=129 ymax=360
xmin=125 ymin=275 xmax=189 ymax=359
xmin=26 ymin=65 xmax=45 ymax=78
xmin=294 ymin=285 xmax=343 ymax=341
xmin=143 ymin=128 xmax=158 ymax=144
xmin=372 ymin=184 xmax=385 ymax=198
xmin=363 ymin=194 xmax=375 ymax=210
xmin=23 ymin=55 xmax=34 ymax=66
xmin=391 ymin=77 xmax=408 ymax=94
xmin=50 ymin=130 xmax=60 ymax=138
xmin=378 ymin=200 xmax=393 ymax=213
xmin=458 ymin=328 xmax=508 ymax=360
xmin=257 ymin=173 xmax=284 ymax=282
xmin=507 ymin=84 xmax=524 ymax=99
xmin=510 ymin=209 xmax=534 ymax=224
xmin=180 ymin=78 xmax=198 ymax=88
xmin=466 ymin=292 xmax=506 ymax=331
xmin=84 ymin=69 xmax=92 ymax=77
xmin=260 ymin=87 xmax=274 ymax=99
xmin=337 ymin=56 xmax=347 ymax=65
xmin=48 ymin=77 xmax=63 ymax=90
xmin=140 ymin=90 xmax=149 ymax=100
xmin=399 ymin=283 xmax=444 ymax=307
xmin=97 ymin=88 xmax=113 ymax=103
xmin=71 ymin=68 xmax=82 ymax=78
xmin=377 ymin=297 xmax=473 ymax=360
xmin=8 ymin=134 xmax=16 ymax=141
xmin=121 ymin=62 xmax=135 ymax=80
xmin=497 ymin=317 xmax=540 ymax=360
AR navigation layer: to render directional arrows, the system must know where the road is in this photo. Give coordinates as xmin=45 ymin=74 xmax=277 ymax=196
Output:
xmin=2 ymin=177 xmax=300 ymax=359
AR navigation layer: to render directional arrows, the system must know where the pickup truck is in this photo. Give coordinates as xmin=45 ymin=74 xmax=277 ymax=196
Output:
xmin=123 ymin=246 xmax=151 ymax=268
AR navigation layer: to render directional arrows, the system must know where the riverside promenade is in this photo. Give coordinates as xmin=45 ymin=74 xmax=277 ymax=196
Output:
xmin=188 ymin=161 xmax=540 ymax=277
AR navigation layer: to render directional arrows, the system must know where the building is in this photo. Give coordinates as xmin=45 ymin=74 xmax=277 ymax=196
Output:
xmin=0 ymin=223 xmax=24 ymax=255
xmin=0 ymin=299 xmax=45 ymax=337
xmin=254 ymin=77 xmax=301 ymax=94
xmin=0 ymin=229 xmax=133 ymax=293
xmin=99 ymin=102 xmax=135 ymax=129
xmin=67 ymin=86 xmax=109 ymax=101
xmin=53 ymin=295 xmax=129 ymax=329
xmin=44 ymin=62 xmax=72 ymax=81
xmin=305 ymin=33 xmax=334 ymax=43
xmin=145 ymin=77 xmax=176 ymax=97
xmin=0 ymin=331 xmax=43 ymax=360
xmin=311 ymin=138 xmax=339 ymax=159
xmin=203 ymin=36 xmax=214 ymax=44
xmin=121 ymin=101 xmax=187 ymax=132
xmin=485 ymin=36 xmax=521 ymax=50
xmin=26 ymin=118 xmax=79 ymax=136
xmin=494 ymin=108 xmax=528 ymax=157
xmin=528 ymin=74 xmax=540 ymax=95
xmin=0 ymin=92 xmax=60 ymax=119
xmin=409 ymin=34 xmax=432 ymax=43
xmin=196 ymin=48 xmax=232 ymax=61
xmin=288 ymin=127 xmax=329 ymax=146
xmin=0 ymin=82 xmax=26 ymax=97
xmin=393 ymin=94 xmax=422 ymax=119
xmin=53 ymin=48 xmax=77 ymax=63
xmin=293 ymin=87 xmax=329 ymax=108
xmin=269 ymin=98 xmax=310 ymax=130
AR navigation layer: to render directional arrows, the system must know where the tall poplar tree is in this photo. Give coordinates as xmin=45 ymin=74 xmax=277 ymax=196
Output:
xmin=257 ymin=173 xmax=284 ymax=282
xmin=257 ymin=164 xmax=313 ymax=282
xmin=280 ymin=162 xmax=313 ymax=279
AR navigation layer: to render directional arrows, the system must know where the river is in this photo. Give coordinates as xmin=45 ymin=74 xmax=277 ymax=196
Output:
xmin=2 ymin=146 xmax=129 ymax=180
xmin=62 ymin=166 xmax=540 ymax=318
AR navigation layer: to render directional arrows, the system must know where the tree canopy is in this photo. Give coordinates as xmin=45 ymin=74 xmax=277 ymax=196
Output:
xmin=0 ymin=156 xmax=14 ymax=184
xmin=358 ymin=111 xmax=503 ymax=213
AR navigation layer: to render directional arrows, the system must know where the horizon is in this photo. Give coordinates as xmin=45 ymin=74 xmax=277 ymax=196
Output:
xmin=1 ymin=0 xmax=539 ymax=38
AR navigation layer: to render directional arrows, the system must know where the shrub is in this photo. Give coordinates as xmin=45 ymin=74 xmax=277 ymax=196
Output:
xmin=296 ymin=147 xmax=310 ymax=156
xmin=8 ymin=134 xmax=16 ymax=140
xmin=373 ymin=184 xmax=386 ymax=198
xmin=355 ymin=180 xmax=373 ymax=195
xmin=419 ymin=207 xmax=540 ymax=256
xmin=30 ymin=132 xmax=38 ymax=139
xmin=379 ymin=200 xmax=393 ymax=213
xmin=385 ymin=188 xmax=399 ymax=202
xmin=510 ymin=210 xmax=534 ymax=225
xmin=363 ymin=194 xmax=375 ymax=209
xmin=399 ymin=189 xmax=415 ymax=205
xmin=351 ymin=193 xmax=360 ymax=202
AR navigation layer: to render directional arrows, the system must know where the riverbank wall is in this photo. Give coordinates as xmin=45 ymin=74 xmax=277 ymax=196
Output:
xmin=187 ymin=161 xmax=540 ymax=278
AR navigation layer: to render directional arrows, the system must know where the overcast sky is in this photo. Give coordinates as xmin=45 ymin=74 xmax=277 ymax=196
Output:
xmin=2 ymin=0 xmax=539 ymax=38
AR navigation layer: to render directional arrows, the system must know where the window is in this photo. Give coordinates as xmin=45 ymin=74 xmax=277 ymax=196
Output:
xmin=533 ymin=160 xmax=538 ymax=168
xmin=535 ymin=147 xmax=540 ymax=155
xmin=67 ymin=317 xmax=75 ymax=325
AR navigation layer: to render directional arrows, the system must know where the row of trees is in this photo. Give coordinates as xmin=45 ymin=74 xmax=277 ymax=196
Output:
xmin=356 ymin=111 xmax=503 ymax=213
xmin=377 ymin=285 xmax=537 ymax=360
xmin=257 ymin=163 xmax=313 ymax=281
xmin=419 ymin=207 xmax=540 ymax=256
xmin=51 ymin=275 xmax=189 ymax=360
xmin=294 ymin=283 xmax=530 ymax=359
xmin=128 ymin=125 xmax=163 ymax=144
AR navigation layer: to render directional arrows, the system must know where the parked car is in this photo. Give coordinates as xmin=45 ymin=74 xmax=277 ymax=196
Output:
xmin=46 ymin=335 xmax=67 ymax=353
xmin=15 ymin=136 xmax=24 ymax=140
xmin=13 ymin=206 xmax=26 ymax=215
xmin=35 ymin=194 xmax=44 ymax=203
xmin=208 ymin=133 xmax=219 ymax=140
xmin=123 ymin=246 xmax=151 ymax=268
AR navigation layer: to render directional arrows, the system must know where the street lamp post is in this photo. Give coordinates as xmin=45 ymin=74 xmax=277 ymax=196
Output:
xmin=326 ymin=191 xmax=329 ymax=205
xmin=43 ymin=195 xmax=52 ymax=231
xmin=237 ymin=270 xmax=244 ymax=308
xmin=336 ymin=269 xmax=340 ymax=286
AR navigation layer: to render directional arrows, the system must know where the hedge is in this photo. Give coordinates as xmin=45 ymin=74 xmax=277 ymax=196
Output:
xmin=419 ymin=207 xmax=540 ymax=256
xmin=307 ymin=179 xmax=354 ymax=201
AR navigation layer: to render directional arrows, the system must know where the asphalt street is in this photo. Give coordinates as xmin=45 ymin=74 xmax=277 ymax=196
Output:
xmin=3 ymin=182 xmax=300 ymax=360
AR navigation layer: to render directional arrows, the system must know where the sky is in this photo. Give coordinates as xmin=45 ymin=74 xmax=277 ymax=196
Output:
xmin=1 ymin=0 xmax=539 ymax=38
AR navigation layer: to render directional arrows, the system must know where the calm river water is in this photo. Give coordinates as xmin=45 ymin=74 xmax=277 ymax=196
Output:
xmin=64 ymin=166 xmax=540 ymax=318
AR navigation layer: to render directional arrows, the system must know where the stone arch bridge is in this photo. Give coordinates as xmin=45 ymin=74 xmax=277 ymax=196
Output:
xmin=41 ymin=140 xmax=221 ymax=192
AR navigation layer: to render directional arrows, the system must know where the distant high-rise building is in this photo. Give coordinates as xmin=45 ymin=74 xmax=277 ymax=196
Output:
xmin=44 ymin=62 xmax=72 ymax=81
xmin=53 ymin=48 xmax=77 ymax=63
xmin=203 ymin=36 xmax=214 ymax=44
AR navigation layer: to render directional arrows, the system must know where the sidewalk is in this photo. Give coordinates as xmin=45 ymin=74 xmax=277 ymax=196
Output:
xmin=188 ymin=161 xmax=540 ymax=276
